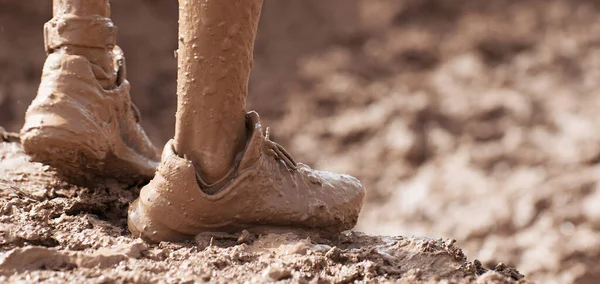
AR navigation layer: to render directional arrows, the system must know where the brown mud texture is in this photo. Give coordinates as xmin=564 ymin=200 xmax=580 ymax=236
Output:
xmin=0 ymin=143 xmax=523 ymax=282
xmin=1 ymin=0 xmax=599 ymax=283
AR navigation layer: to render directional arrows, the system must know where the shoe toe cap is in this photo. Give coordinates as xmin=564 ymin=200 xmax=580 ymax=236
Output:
xmin=300 ymin=167 xmax=365 ymax=229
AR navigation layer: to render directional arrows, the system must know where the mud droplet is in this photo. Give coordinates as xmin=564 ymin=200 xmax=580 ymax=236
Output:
xmin=221 ymin=39 xmax=232 ymax=50
xmin=203 ymin=85 xmax=217 ymax=95
xmin=227 ymin=23 xmax=240 ymax=36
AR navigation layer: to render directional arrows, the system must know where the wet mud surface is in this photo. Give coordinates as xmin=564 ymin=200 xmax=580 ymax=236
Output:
xmin=0 ymin=142 xmax=525 ymax=282
xmin=2 ymin=0 xmax=600 ymax=283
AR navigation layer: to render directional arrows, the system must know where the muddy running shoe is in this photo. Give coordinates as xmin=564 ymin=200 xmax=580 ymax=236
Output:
xmin=20 ymin=15 xmax=159 ymax=184
xmin=128 ymin=111 xmax=365 ymax=242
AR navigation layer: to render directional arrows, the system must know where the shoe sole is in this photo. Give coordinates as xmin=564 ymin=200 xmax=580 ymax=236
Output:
xmin=128 ymin=198 xmax=340 ymax=243
xmin=21 ymin=126 xmax=147 ymax=185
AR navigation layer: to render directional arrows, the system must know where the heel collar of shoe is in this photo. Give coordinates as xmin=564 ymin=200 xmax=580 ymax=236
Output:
xmin=238 ymin=111 xmax=264 ymax=171
xmin=44 ymin=16 xmax=117 ymax=54
xmin=158 ymin=112 xmax=266 ymax=196
xmin=161 ymin=111 xmax=297 ymax=196
xmin=160 ymin=113 xmax=263 ymax=172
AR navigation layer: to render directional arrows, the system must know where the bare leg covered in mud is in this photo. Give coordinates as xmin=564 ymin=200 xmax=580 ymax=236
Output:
xmin=20 ymin=0 xmax=159 ymax=184
xmin=173 ymin=0 xmax=259 ymax=186
xmin=128 ymin=0 xmax=365 ymax=242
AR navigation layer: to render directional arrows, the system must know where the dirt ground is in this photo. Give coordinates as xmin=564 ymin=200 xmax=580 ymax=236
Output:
xmin=0 ymin=140 xmax=525 ymax=283
xmin=2 ymin=0 xmax=600 ymax=283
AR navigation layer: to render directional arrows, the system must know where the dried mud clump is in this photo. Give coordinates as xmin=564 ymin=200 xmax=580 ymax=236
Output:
xmin=0 ymin=142 xmax=526 ymax=283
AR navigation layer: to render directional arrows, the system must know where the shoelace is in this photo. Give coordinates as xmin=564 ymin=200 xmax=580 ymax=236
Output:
xmin=264 ymin=127 xmax=298 ymax=171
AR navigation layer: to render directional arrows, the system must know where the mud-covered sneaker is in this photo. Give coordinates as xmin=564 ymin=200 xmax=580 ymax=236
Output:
xmin=20 ymin=15 xmax=159 ymax=184
xmin=128 ymin=111 xmax=365 ymax=242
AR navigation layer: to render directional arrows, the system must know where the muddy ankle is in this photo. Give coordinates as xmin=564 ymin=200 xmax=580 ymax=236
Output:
xmin=53 ymin=0 xmax=110 ymax=18
xmin=45 ymin=0 xmax=118 ymax=85
xmin=44 ymin=12 xmax=120 ymax=89
xmin=173 ymin=118 xmax=250 ymax=189
xmin=173 ymin=147 xmax=243 ymax=195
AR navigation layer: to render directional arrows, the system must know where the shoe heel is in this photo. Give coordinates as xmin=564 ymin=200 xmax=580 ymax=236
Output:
xmin=20 ymin=124 xmax=108 ymax=185
xmin=128 ymin=198 xmax=193 ymax=243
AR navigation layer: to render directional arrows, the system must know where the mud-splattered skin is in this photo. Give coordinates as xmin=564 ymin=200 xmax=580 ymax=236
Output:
xmin=174 ymin=0 xmax=261 ymax=184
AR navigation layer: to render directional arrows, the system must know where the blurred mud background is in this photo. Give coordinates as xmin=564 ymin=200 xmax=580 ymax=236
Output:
xmin=2 ymin=0 xmax=600 ymax=283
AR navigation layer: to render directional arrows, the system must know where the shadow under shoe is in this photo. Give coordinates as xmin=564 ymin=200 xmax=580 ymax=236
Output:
xmin=128 ymin=111 xmax=365 ymax=242
xmin=20 ymin=48 xmax=160 ymax=185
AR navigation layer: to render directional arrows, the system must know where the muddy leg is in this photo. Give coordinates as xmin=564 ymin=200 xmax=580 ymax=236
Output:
xmin=174 ymin=0 xmax=263 ymax=184
xmin=53 ymin=0 xmax=109 ymax=17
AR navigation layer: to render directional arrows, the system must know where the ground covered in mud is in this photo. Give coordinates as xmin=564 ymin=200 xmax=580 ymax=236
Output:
xmin=0 ymin=141 xmax=524 ymax=283
xmin=2 ymin=0 xmax=600 ymax=283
